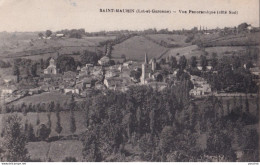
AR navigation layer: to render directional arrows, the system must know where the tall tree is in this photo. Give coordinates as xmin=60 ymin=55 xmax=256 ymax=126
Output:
xmin=13 ymin=65 xmax=20 ymax=83
xmin=55 ymin=110 xmax=63 ymax=137
xmin=45 ymin=30 xmax=52 ymax=37
xmin=31 ymin=63 xmax=38 ymax=77
xmin=190 ymin=56 xmax=197 ymax=68
xmin=70 ymin=110 xmax=76 ymax=134
xmin=179 ymin=55 xmax=187 ymax=70
xmin=1 ymin=115 xmax=29 ymax=161
xmin=200 ymin=55 xmax=207 ymax=71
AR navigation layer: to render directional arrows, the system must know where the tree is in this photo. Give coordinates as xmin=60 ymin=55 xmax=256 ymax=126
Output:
xmin=237 ymin=22 xmax=249 ymax=32
xmin=130 ymin=69 xmax=141 ymax=80
xmin=1 ymin=115 xmax=29 ymax=161
xmin=169 ymin=56 xmax=177 ymax=68
xmin=80 ymin=50 xmax=99 ymax=65
xmin=179 ymin=56 xmax=187 ymax=70
xmin=200 ymin=55 xmax=207 ymax=71
xmin=159 ymin=126 xmax=176 ymax=155
xmin=25 ymin=123 xmax=35 ymax=142
xmin=30 ymin=63 xmax=38 ymax=77
xmin=211 ymin=53 xmax=218 ymax=69
xmin=13 ymin=65 xmax=20 ymax=83
xmin=206 ymin=131 xmax=236 ymax=161
xmin=56 ymin=56 xmax=76 ymax=73
xmin=45 ymin=30 xmax=52 ymax=37
xmin=70 ymin=110 xmax=76 ymax=134
xmin=47 ymin=113 xmax=52 ymax=129
xmin=38 ymin=32 xmax=44 ymax=38
xmin=36 ymin=124 xmax=51 ymax=141
xmin=55 ymin=111 xmax=63 ymax=137
xmin=245 ymin=94 xmax=249 ymax=112
xmin=190 ymin=56 xmax=197 ymax=68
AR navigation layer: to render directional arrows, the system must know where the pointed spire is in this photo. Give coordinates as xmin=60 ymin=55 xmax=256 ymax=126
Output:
xmin=145 ymin=52 xmax=148 ymax=64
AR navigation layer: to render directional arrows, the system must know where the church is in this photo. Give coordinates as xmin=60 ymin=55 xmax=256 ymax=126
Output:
xmin=44 ymin=58 xmax=57 ymax=74
xmin=140 ymin=53 xmax=156 ymax=84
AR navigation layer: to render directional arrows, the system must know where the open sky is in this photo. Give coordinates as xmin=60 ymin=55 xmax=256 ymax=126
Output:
xmin=0 ymin=0 xmax=259 ymax=32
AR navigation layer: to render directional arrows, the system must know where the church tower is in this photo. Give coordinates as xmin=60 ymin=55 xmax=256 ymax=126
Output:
xmin=141 ymin=52 xmax=149 ymax=84
xmin=144 ymin=52 xmax=148 ymax=64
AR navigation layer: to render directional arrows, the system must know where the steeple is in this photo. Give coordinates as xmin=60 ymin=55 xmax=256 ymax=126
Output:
xmin=144 ymin=52 xmax=148 ymax=64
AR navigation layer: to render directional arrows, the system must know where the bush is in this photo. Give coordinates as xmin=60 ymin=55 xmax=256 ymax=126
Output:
xmin=36 ymin=124 xmax=51 ymax=141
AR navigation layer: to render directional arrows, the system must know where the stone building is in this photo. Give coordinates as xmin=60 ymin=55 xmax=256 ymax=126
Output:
xmin=44 ymin=58 xmax=57 ymax=74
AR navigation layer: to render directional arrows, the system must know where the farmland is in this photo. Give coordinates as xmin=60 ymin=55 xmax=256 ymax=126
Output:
xmin=0 ymin=32 xmax=115 ymax=61
xmin=26 ymin=140 xmax=84 ymax=162
xmin=146 ymin=34 xmax=190 ymax=47
xmin=111 ymin=36 xmax=168 ymax=61
xmin=9 ymin=92 xmax=71 ymax=106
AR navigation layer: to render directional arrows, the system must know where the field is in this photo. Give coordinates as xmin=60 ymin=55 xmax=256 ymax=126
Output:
xmin=146 ymin=34 xmax=190 ymax=47
xmin=10 ymin=92 xmax=71 ymax=107
xmin=27 ymin=140 xmax=84 ymax=161
xmin=0 ymin=32 xmax=115 ymax=61
xmin=205 ymin=46 xmax=246 ymax=57
xmin=159 ymin=45 xmax=248 ymax=60
xmin=161 ymin=45 xmax=202 ymax=60
xmin=111 ymin=36 xmax=168 ymax=61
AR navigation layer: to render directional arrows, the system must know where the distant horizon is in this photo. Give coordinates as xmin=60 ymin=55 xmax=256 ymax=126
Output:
xmin=0 ymin=22 xmax=258 ymax=34
xmin=0 ymin=0 xmax=259 ymax=32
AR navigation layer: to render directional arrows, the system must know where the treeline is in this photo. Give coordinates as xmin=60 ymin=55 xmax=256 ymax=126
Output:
xmin=1 ymin=100 xmax=71 ymax=114
xmin=143 ymin=35 xmax=181 ymax=48
xmin=98 ymin=33 xmax=137 ymax=47
xmin=198 ymin=39 xmax=259 ymax=48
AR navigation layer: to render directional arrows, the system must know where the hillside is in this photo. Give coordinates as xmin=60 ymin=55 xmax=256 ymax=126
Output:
xmin=111 ymin=35 xmax=168 ymax=61
xmin=0 ymin=32 xmax=115 ymax=61
xmin=146 ymin=34 xmax=190 ymax=47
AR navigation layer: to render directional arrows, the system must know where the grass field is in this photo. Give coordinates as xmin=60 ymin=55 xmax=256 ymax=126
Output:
xmin=10 ymin=92 xmax=71 ymax=106
xmin=0 ymin=32 xmax=114 ymax=61
xmin=146 ymin=34 xmax=190 ymax=47
xmin=161 ymin=45 xmax=202 ymax=60
xmin=111 ymin=36 xmax=168 ymax=61
xmin=27 ymin=140 xmax=84 ymax=161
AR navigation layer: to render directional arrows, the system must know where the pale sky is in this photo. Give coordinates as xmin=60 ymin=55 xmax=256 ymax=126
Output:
xmin=0 ymin=0 xmax=259 ymax=32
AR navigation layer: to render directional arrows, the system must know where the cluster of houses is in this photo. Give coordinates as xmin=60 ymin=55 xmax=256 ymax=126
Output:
xmin=189 ymin=75 xmax=212 ymax=96
xmin=1 ymin=49 xmax=260 ymax=106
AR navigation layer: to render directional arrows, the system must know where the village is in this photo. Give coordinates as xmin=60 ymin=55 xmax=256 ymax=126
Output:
xmin=1 ymin=46 xmax=259 ymax=106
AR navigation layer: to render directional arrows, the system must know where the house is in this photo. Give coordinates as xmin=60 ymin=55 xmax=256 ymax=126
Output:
xmin=0 ymin=85 xmax=17 ymax=95
xmin=56 ymin=33 xmax=65 ymax=38
xmin=63 ymin=71 xmax=77 ymax=81
xmin=98 ymin=56 xmax=110 ymax=66
xmin=250 ymin=67 xmax=259 ymax=76
xmin=64 ymin=87 xmax=79 ymax=94
xmin=105 ymin=69 xmax=119 ymax=78
xmin=189 ymin=75 xmax=212 ymax=96
xmin=197 ymin=66 xmax=203 ymax=71
xmin=44 ymin=58 xmax=57 ymax=74
xmin=2 ymin=75 xmax=17 ymax=84
xmin=82 ymin=77 xmax=93 ymax=88
xmin=91 ymin=66 xmax=104 ymax=77
xmin=104 ymin=77 xmax=132 ymax=91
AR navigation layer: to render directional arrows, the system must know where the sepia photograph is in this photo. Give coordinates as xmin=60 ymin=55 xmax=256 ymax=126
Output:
xmin=0 ymin=0 xmax=259 ymax=162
